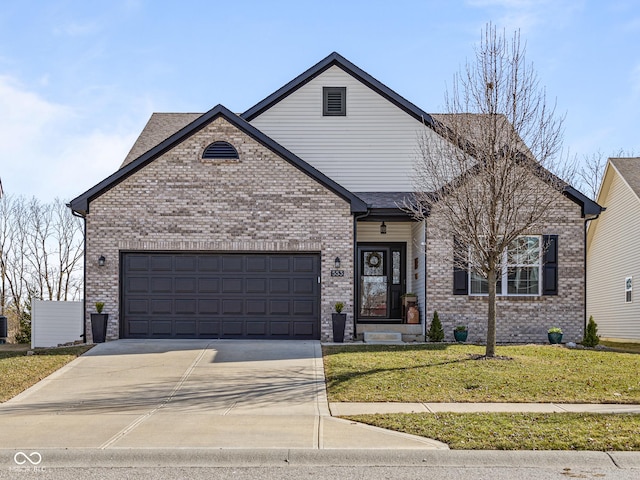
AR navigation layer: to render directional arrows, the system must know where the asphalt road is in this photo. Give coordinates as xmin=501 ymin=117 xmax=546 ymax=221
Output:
xmin=1 ymin=449 xmax=638 ymax=480
xmin=1 ymin=465 xmax=637 ymax=480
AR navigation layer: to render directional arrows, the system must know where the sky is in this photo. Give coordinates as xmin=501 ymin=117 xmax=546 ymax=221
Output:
xmin=1 ymin=0 xmax=639 ymax=202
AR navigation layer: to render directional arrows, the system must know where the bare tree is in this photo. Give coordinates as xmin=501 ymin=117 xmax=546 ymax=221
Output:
xmin=3 ymin=197 xmax=30 ymax=322
xmin=0 ymin=195 xmax=13 ymax=316
xmin=577 ymin=151 xmax=607 ymax=200
xmin=0 ymin=195 xmax=84 ymax=339
xmin=407 ymin=25 xmax=573 ymax=357
xmin=51 ymin=198 xmax=84 ymax=301
xmin=578 ymin=149 xmax=637 ymax=200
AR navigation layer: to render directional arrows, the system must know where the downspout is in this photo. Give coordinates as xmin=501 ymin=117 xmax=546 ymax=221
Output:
xmin=353 ymin=209 xmax=371 ymax=341
xmin=70 ymin=207 xmax=87 ymax=343
xmin=423 ymin=219 xmax=427 ymax=340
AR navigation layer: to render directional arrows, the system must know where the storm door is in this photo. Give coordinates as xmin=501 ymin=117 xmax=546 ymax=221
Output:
xmin=357 ymin=244 xmax=406 ymax=321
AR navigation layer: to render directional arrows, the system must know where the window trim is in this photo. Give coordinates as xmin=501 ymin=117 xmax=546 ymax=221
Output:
xmin=468 ymin=235 xmax=542 ymax=297
xmin=323 ymin=87 xmax=346 ymax=116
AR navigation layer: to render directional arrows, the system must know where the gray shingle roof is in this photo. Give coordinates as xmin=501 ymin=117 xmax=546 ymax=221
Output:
xmin=355 ymin=192 xmax=413 ymax=209
xmin=122 ymin=113 xmax=202 ymax=167
xmin=611 ymin=158 xmax=640 ymax=199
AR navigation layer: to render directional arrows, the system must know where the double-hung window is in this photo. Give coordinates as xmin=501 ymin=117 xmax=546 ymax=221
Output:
xmin=469 ymin=236 xmax=541 ymax=296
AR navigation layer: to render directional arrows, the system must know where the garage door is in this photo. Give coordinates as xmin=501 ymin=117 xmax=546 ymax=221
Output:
xmin=121 ymin=252 xmax=320 ymax=339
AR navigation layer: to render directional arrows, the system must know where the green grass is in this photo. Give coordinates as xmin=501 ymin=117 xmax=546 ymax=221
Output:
xmin=600 ymin=341 xmax=640 ymax=354
xmin=0 ymin=345 xmax=93 ymax=402
xmin=323 ymin=344 xmax=640 ymax=403
xmin=344 ymin=412 xmax=640 ymax=450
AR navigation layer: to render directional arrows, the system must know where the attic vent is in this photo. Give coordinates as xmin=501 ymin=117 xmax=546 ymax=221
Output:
xmin=323 ymin=87 xmax=346 ymax=116
xmin=202 ymin=141 xmax=239 ymax=160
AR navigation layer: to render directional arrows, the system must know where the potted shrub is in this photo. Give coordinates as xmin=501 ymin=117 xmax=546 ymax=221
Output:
xmin=332 ymin=302 xmax=347 ymax=343
xmin=547 ymin=327 xmax=563 ymax=345
xmin=454 ymin=325 xmax=468 ymax=343
xmin=91 ymin=301 xmax=108 ymax=343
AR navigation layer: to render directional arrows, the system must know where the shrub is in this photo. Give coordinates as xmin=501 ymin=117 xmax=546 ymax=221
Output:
xmin=427 ymin=311 xmax=444 ymax=342
xmin=583 ymin=316 xmax=600 ymax=347
xmin=14 ymin=310 xmax=31 ymax=344
xmin=548 ymin=327 xmax=563 ymax=334
xmin=334 ymin=302 xmax=344 ymax=314
xmin=95 ymin=302 xmax=105 ymax=314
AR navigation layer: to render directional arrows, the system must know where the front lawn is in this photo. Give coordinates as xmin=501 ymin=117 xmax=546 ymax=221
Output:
xmin=0 ymin=345 xmax=93 ymax=402
xmin=345 ymin=412 xmax=640 ymax=450
xmin=323 ymin=344 xmax=640 ymax=403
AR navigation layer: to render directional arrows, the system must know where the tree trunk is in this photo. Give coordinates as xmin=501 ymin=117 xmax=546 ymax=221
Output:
xmin=486 ymin=267 xmax=497 ymax=357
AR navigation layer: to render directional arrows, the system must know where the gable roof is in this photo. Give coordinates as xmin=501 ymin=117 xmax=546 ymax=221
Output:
xmin=241 ymin=51 xmax=436 ymax=127
xmin=430 ymin=113 xmax=601 ymax=217
xmin=68 ymin=104 xmax=367 ymax=216
xmin=71 ymin=52 xmax=600 ymax=220
xmin=608 ymin=158 xmax=640 ymax=201
xmin=587 ymin=158 xmax=638 ymax=249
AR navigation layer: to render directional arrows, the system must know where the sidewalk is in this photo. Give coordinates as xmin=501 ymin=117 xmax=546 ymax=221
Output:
xmin=330 ymin=402 xmax=640 ymax=416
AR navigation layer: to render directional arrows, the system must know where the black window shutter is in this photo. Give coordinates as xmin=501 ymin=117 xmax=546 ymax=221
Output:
xmin=453 ymin=238 xmax=469 ymax=295
xmin=542 ymin=235 xmax=558 ymax=295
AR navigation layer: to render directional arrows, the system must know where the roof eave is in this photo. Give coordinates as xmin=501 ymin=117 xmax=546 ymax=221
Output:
xmin=563 ymin=185 xmax=604 ymax=217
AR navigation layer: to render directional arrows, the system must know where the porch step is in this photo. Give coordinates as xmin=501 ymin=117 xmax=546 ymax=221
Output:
xmin=364 ymin=332 xmax=404 ymax=344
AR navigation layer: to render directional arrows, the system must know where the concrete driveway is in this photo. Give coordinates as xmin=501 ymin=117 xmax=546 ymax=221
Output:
xmin=0 ymin=340 xmax=445 ymax=450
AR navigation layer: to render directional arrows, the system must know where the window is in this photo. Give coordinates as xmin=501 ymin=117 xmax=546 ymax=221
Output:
xmin=323 ymin=87 xmax=346 ymax=116
xmin=625 ymin=276 xmax=632 ymax=303
xmin=469 ymin=236 xmax=541 ymax=296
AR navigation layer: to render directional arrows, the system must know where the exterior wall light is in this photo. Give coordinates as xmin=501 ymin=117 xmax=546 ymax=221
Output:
xmin=380 ymin=222 xmax=387 ymax=235
xmin=334 ymin=257 xmax=341 ymax=269
xmin=98 ymin=255 xmax=106 ymax=267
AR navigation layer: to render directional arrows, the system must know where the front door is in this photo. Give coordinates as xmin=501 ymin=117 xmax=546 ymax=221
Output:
xmin=357 ymin=243 xmax=406 ymax=321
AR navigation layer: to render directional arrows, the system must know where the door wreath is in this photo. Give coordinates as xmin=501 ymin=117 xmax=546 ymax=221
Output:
xmin=366 ymin=252 xmax=382 ymax=268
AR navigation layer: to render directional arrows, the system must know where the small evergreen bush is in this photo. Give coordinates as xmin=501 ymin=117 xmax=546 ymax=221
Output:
xmin=583 ymin=315 xmax=600 ymax=347
xmin=427 ymin=311 xmax=444 ymax=342
xmin=14 ymin=310 xmax=31 ymax=344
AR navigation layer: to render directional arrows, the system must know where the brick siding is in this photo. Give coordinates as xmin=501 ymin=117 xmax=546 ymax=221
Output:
xmin=85 ymin=116 xmax=354 ymax=342
xmin=425 ymin=184 xmax=585 ymax=344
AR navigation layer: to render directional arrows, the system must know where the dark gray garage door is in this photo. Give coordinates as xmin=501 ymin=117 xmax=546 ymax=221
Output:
xmin=121 ymin=252 xmax=320 ymax=339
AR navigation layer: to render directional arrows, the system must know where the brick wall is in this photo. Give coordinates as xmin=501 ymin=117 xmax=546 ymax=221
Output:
xmin=425 ymin=181 xmax=586 ymax=344
xmin=85 ymin=116 xmax=354 ymax=342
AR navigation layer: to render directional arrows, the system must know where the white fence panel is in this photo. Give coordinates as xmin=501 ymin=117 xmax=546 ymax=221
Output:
xmin=32 ymin=300 xmax=83 ymax=348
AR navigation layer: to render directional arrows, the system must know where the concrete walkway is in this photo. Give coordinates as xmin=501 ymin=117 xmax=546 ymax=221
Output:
xmin=330 ymin=402 xmax=640 ymax=415
xmin=0 ymin=340 xmax=446 ymax=450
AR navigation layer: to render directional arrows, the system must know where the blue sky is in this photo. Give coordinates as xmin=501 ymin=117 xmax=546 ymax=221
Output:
xmin=1 ymin=0 xmax=639 ymax=201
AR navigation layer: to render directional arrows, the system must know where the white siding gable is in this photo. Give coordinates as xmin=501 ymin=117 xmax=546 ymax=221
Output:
xmin=249 ymin=65 xmax=441 ymax=192
xmin=587 ymin=166 xmax=640 ymax=341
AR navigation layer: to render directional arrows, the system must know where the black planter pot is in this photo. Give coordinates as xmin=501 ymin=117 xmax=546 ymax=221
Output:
xmin=332 ymin=313 xmax=347 ymax=343
xmin=548 ymin=332 xmax=563 ymax=344
xmin=454 ymin=329 xmax=468 ymax=342
xmin=90 ymin=313 xmax=108 ymax=343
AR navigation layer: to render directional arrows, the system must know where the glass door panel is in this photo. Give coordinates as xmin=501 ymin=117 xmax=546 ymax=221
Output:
xmin=360 ymin=251 xmax=387 ymax=317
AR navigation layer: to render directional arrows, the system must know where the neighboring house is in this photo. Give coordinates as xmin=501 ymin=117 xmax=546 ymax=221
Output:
xmin=587 ymin=157 xmax=640 ymax=343
xmin=69 ymin=52 xmax=601 ymax=343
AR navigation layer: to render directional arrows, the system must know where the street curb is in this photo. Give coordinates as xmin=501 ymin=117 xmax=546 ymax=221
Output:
xmin=2 ymin=449 xmax=638 ymax=468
